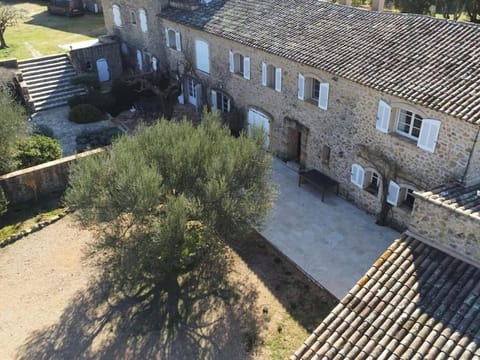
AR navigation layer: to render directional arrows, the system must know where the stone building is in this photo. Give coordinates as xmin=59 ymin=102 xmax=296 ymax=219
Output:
xmin=99 ymin=0 xmax=480 ymax=229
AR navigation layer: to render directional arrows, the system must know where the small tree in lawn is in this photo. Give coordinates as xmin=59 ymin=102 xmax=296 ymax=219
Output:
xmin=64 ymin=111 xmax=274 ymax=326
xmin=0 ymin=4 xmax=25 ymax=49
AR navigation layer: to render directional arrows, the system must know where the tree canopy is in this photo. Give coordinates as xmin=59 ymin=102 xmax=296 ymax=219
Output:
xmin=64 ymin=111 xmax=275 ymax=326
xmin=0 ymin=4 xmax=25 ymax=49
xmin=0 ymin=88 xmax=29 ymax=174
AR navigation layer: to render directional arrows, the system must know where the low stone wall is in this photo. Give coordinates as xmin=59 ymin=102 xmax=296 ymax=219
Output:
xmin=0 ymin=58 xmax=18 ymax=69
xmin=0 ymin=148 xmax=104 ymax=205
xmin=409 ymin=196 xmax=480 ymax=267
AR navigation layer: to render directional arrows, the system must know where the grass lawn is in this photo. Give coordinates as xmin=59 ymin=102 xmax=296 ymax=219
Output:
xmin=0 ymin=196 xmax=64 ymax=245
xmin=0 ymin=1 xmax=105 ymax=60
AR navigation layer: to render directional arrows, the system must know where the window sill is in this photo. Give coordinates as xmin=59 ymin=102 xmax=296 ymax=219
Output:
xmin=364 ymin=186 xmax=379 ymax=197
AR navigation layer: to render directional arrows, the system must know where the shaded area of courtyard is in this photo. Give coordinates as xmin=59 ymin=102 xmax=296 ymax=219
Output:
xmin=261 ymin=159 xmax=399 ymax=299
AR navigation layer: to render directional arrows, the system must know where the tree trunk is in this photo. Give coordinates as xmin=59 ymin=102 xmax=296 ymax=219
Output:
xmin=0 ymin=31 xmax=8 ymax=49
xmin=376 ymin=180 xmax=390 ymax=226
xmin=165 ymin=275 xmax=181 ymax=327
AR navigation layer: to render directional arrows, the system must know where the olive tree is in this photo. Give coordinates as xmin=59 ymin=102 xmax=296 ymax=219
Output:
xmin=0 ymin=4 xmax=25 ymax=49
xmin=65 ymin=111 xmax=274 ymax=326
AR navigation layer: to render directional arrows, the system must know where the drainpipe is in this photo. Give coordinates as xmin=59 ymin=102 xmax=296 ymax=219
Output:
xmin=462 ymin=125 xmax=480 ymax=186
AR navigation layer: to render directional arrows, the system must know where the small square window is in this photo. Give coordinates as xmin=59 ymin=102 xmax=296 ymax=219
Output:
xmin=397 ymin=109 xmax=423 ymax=139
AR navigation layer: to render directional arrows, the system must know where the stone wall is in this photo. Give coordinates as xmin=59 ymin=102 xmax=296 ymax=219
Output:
xmin=159 ymin=20 xmax=479 ymax=228
xmin=0 ymin=149 xmax=104 ymax=205
xmin=409 ymin=196 xmax=480 ymax=267
xmin=0 ymin=59 xmax=18 ymax=69
xmin=101 ymin=4 xmax=480 ymax=228
xmin=69 ymin=39 xmax=123 ymax=80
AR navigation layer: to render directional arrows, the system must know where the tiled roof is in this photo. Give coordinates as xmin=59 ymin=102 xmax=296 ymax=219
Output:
xmin=292 ymin=235 xmax=480 ymax=359
xmin=160 ymin=0 xmax=480 ymax=124
xmin=416 ymin=182 xmax=480 ymax=218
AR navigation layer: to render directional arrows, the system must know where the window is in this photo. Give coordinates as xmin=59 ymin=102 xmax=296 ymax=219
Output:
xmin=365 ymin=171 xmax=381 ymax=196
xmin=297 ymin=73 xmax=329 ymax=110
xmin=322 ymin=145 xmax=331 ymax=166
xmin=165 ymin=29 xmax=181 ymax=51
xmin=130 ymin=10 xmax=136 ymax=24
xmin=112 ymin=4 xmax=122 ymax=27
xmin=229 ymin=51 xmax=250 ymax=79
xmin=397 ymin=109 xmax=422 ymax=140
xmin=262 ymin=63 xmax=282 ymax=92
xmin=186 ymin=78 xmax=202 ymax=107
xmin=375 ymin=100 xmax=441 ymax=153
xmin=403 ymin=188 xmax=415 ymax=209
xmin=211 ymin=90 xmax=231 ymax=113
xmin=139 ymin=8 xmax=148 ymax=33
xmin=195 ymin=39 xmax=210 ymax=73
xmin=351 ymin=164 xmax=381 ymax=197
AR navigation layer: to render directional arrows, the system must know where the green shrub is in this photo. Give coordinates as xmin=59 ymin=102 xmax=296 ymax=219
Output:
xmin=68 ymin=91 xmax=116 ymax=114
xmin=15 ymin=135 xmax=62 ymax=169
xmin=76 ymin=127 xmax=124 ymax=152
xmin=70 ymin=73 xmax=100 ymax=90
xmin=69 ymin=104 xmax=103 ymax=124
xmin=0 ymin=187 xmax=7 ymax=217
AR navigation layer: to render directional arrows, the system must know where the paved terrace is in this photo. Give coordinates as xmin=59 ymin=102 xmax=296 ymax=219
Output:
xmin=260 ymin=159 xmax=399 ymax=299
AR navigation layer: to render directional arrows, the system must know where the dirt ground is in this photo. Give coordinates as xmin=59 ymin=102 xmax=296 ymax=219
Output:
xmin=0 ymin=216 xmax=336 ymax=359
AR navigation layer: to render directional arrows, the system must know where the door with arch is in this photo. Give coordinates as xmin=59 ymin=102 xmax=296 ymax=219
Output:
xmin=96 ymin=58 xmax=110 ymax=82
xmin=247 ymin=108 xmax=270 ymax=149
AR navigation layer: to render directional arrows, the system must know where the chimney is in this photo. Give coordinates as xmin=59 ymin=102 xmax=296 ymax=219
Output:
xmin=371 ymin=0 xmax=385 ymax=11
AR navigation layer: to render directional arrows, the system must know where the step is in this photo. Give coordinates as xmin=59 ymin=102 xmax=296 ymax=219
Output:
xmin=30 ymin=87 xmax=86 ymax=102
xmin=18 ymin=53 xmax=68 ymax=66
xmin=19 ymin=59 xmax=71 ymax=74
xmin=33 ymin=91 xmax=86 ymax=108
xmin=34 ymin=100 xmax=69 ymax=112
xmin=24 ymin=76 xmax=77 ymax=90
xmin=28 ymin=82 xmax=84 ymax=97
xmin=23 ymin=71 xmax=76 ymax=86
xmin=21 ymin=63 xmax=73 ymax=78
xmin=22 ymin=68 xmax=76 ymax=83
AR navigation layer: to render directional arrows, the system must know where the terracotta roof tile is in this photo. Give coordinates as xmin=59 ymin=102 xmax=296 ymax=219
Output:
xmin=161 ymin=0 xmax=480 ymax=124
xmin=292 ymin=235 xmax=480 ymax=359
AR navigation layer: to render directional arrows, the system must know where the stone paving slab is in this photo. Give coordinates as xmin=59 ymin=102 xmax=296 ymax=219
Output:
xmin=31 ymin=106 xmax=117 ymax=156
xmin=260 ymin=158 xmax=399 ymax=299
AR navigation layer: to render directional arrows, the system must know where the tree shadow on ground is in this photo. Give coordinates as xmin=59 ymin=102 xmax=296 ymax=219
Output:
xmin=16 ymin=276 xmax=261 ymax=360
xmin=25 ymin=9 xmax=105 ymax=38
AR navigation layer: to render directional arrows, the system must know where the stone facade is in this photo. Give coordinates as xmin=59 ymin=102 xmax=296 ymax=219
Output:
xmin=100 ymin=1 xmax=480 ymax=229
xmin=69 ymin=37 xmax=123 ymax=80
xmin=409 ymin=195 xmax=480 ymax=268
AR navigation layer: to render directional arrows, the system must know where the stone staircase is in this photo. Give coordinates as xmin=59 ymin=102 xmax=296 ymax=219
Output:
xmin=18 ymin=54 xmax=87 ymax=112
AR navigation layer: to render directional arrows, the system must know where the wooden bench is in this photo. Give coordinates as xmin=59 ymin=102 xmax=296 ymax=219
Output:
xmin=298 ymin=169 xmax=340 ymax=202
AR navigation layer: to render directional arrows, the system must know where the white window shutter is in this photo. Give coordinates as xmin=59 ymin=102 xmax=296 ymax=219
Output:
xmin=376 ymin=100 xmax=391 ymax=133
xmin=243 ymin=57 xmax=250 ymax=80
xmin=113 ymin=5 xmax=122 ymax=27
xmin=387 ymin=181 xmax=401 ymax=206
xmin=165 ymin=29 xmax=170 ymax=47
xmin=139 ymin=9 xmax=148 ymax=33
xmin=178 ymin=82 xmax=184 ymax=104
xmin=195 ymin=84 xmax=202 ymax=108
xmin=229 ymin=50 xmax=234 ymax=73
xmin=298 ymin=73 xmax=305 ymax=100
xmin=275 ymin=67 xmax=282 ymax=92
xmin=175 ymin=31 xmax=182 ymax=51
xmin=318 ymin=82 xmax=329 ymax=110
xmin=211 ymin=90 xmax=217 ymax=110
xmin=351 ymin=164 xmax=365 ymax=188
xmin=261 ymin=62 xmax=267 ymax=86
xmin=417 ymin=119 xmax=441 ymax=153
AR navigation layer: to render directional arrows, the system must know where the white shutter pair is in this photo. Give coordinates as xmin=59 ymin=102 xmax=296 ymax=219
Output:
xmin=165 ymin=29 xmax=182 ymax=51
xmin=376 ymin=100 xmax=440 ymax=153
xmin=229 ymin=51 xmax=250 ymax=80
xmin=262 ymin=63 xmax=282 ymax=92
xmin=297 ymin=74 xmax=329 ymax=110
